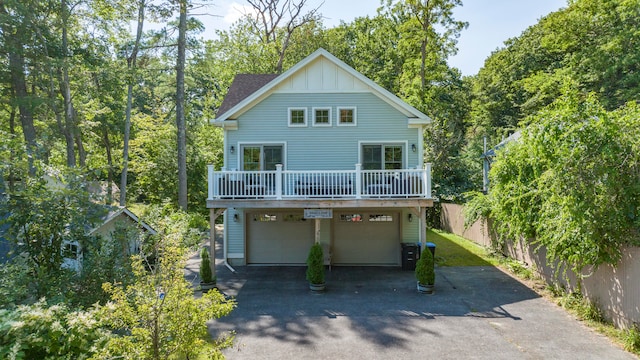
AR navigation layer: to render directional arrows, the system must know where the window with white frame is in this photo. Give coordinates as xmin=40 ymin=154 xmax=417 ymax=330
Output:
xmin=312 ymin=107 xmax=331 ymax=126
xmin=362 ymin=144 xmax=403 ymax=170
xmin=337 ymin=107 xmax=357 ymax=126
xmin=288 ymin=107 xmax=307 ymax=127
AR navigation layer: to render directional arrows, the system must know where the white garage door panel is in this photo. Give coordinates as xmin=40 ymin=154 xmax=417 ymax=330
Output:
xmin=247 ymin=212 xmax=314 ymax=264
xmin=333 ymin=212 xmax=400 ymax=265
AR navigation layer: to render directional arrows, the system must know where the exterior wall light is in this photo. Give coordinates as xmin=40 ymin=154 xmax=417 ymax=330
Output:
xmin=412 ymin=144 xmax=417 ymax=153
xmin=230 ymin=145 xmax=235 ymax=154
xmin=408 ymin=213 xmax=413 ymax=222
xmin=233 ymin=213 xmax=239 ymax=222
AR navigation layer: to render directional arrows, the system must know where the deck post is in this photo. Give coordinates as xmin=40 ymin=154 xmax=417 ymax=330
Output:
xmin=209 ymin=208 xmax=217 ymax=283
xmin=355 ymin=163 xmax=362 ymax=199
xmin=208 ymin=165 xmax=214 ymax=200
xmin=423 ymin=163 xmax=431 ymax=198
xmin=420 ymin=206 xmax=427 ymax=251
xmin=315 ymin=218 xmax=321 ymax=244
xmin=276 ymin=164 xmax=283 ymax=199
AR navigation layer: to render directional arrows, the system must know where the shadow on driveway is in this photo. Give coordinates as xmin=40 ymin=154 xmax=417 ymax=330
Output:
xmin=210 ymin=266 xmax=537 ymax=356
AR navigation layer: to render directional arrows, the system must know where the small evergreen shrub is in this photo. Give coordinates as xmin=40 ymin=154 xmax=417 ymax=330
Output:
xmin=200 ymin=247 xmax=214 ymax=284
xmin=306 ymin=243 xmax=324 ymax=284
xmin=415 ymin=249 xmax=435 ymax=285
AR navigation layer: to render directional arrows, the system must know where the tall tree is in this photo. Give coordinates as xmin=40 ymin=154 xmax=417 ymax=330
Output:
xmin=246 ymin=0 xmax=322 ymax=73
xmin=176 ymin=0 xmax=188 ymax=210
xmin=0 ymin=1 xmax=39 ymax=175
xmin=120 ymin=0 xmax=146 ymax=206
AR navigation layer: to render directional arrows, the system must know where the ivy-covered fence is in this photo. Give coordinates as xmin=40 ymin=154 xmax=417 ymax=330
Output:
xmin=441 ymin=202 xmax=640 ymax=329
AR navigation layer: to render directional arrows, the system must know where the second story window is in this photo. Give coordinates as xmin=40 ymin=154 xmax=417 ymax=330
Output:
xmin=337 ymin=107 xmax=357 ymax=126
xmin=313 ymin=107 xmax=331 ymax=127
xmin=288 ymin=107 xmax=307 ymax=127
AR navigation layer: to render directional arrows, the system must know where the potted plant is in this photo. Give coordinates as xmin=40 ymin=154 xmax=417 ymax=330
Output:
xmin=306 ymin=243 xmax=325 ymax=291
xmin=199 ymin=247 xmax=216 ymax=292
xmin=415 ymin=248 xmax=435 ymax=294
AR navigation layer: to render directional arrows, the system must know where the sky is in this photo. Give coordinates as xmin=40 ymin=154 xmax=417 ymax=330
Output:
xmin=195 ymin=0 xmax=567 ymax=76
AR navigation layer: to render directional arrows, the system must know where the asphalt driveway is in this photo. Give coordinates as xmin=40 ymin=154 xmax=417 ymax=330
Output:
xmin=207 ymin=265 xmax=636 ymax=360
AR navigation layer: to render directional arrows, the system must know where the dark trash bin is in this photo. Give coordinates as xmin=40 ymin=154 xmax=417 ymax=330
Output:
xmin=401 ymin=243 xmax=419 ymax=270
xmin=426 ymin=242 xmax=436 ymax=257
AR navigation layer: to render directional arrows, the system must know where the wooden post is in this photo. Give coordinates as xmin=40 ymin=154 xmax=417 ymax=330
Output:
xmin=209 ymin=208 xmax=217 ymax=282
xmin=315 ymin=218 xmax=321 ymax=244
xmin=420 ymin=206 xmax=427 ymax=251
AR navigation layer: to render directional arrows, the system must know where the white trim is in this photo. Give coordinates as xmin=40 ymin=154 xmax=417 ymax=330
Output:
xmin=213 ymin=48 xmax=431 ymax=123
xmin=418 ymin=129 xmax=424 ymax=168
xmin=312 ymin=107 xmax=332 ymax=127
xmin=337 ymin=106 xmax=357 ymax=127
xmin=288 ymin=107 xmax=307 ymax=127
xmin=358 ymin=140 xmax=409 ymax=169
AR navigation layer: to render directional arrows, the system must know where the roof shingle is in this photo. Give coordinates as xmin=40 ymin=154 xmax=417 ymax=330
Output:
xmin=216 ymin=74 xmax=279 ymax=119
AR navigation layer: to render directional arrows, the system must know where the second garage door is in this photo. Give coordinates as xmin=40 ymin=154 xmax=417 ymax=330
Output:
xmin=333 ymin=211 xmax=400 ymax=265
xmin=246 ymin=211 xmax=314 ymax=264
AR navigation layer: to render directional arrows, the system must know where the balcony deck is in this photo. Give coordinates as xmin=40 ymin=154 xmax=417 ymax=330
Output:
xmin=206 ymin=164 xmax=434 ymax=209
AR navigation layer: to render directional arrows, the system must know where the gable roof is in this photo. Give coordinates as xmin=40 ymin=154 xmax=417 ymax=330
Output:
xmin=213 ymin=48 xmax=431 ymax=124
xmin=88 ymin=207 xmax=157 ymax=236
xmin=216 ymin=74 xmax=279 ymax=117
xmin=482 ymin=131 xmax=522 ymax=158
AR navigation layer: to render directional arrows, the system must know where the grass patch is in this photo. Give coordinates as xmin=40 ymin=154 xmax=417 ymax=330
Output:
xmin=428 ymin=229 xmax=499 ymax=267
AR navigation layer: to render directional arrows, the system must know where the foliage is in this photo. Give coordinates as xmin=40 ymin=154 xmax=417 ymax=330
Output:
xmin=0 ymin=170 xmax=107 ymax=301
xmin=487 ymin=91 xmax=640 ymax=275
xmin=415 ymin=247 xmax=435 ymax=285
xmin=305 ymin=243 xmax=324 ymax=284
xmin=72 ymin=224 xmax=143 ymax=307
xmin=95 ymin=236 xmax=235 ymax=360
xmin=623 ymin=325 xmax=640 ymax=353
xmin=470 ymin=0 xmax=640 ymax=143
xmin=141 ymin=202 xmax=207 ymax=251
xmin=0 ymin=300 xmax=110 ymax=360
xmin=462 ymin=191 xmax=491 ymax=229
xmin=199 ymin=247 xmax=214 ymax=284
xmin=0 ymin=256 xmax=34 ymax=308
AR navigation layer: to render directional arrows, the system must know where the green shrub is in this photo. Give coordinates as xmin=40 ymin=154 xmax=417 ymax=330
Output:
xmin=415 ymin=249 xmax=435 ymax=285
xmin=306 ymin=243 xmax=324 ymax=284
xmin=0 ymin=300 xmax=110 ymax=359
xmin=200 ymin=247 xmax=214 ymax=284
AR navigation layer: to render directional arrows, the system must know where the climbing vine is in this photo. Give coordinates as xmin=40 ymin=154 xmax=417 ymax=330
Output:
xmin=487 ymin=91 xmax=640 ymax=275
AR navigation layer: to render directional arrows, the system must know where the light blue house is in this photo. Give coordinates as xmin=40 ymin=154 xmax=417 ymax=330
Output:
xmin=207 ymin=48 xmax=434 ymax=268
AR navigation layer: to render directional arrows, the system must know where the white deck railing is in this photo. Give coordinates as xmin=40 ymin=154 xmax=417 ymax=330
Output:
xmin=207 ymin=164 xmax=432 ymax=200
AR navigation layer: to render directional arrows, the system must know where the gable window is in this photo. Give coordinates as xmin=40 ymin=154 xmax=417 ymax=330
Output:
xmin=288 ymin=107 xmax=307 ymax=127
xmin=337 ymin=107 xmax=357 ymax=126
xmin=362 ymin=144 xmax=403 ymax=170
xmin=312 ymin=107 xmax=331 ymax=127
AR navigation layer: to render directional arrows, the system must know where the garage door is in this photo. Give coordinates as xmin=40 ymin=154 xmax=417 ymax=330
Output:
xmin=246 ymin=211 xmax=314 ymax=264
xmin=333 ymin=211 xmax=400 ymax=265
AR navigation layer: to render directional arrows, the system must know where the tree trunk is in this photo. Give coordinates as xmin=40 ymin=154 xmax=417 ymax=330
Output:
xmin=103 ymin=127 xmax=114 ymax=204
xmin=8 ymin=46 xmax=38 ymax=176
xmin=120 ymin=0 xmax=146 ymax=206
xmin=176 ymin=0 xmax=188 ymax=210
xmin=60 ymin=0 xmax=76 ymax=167
xmin=8 ymin=106 xmax=16 ymax=191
